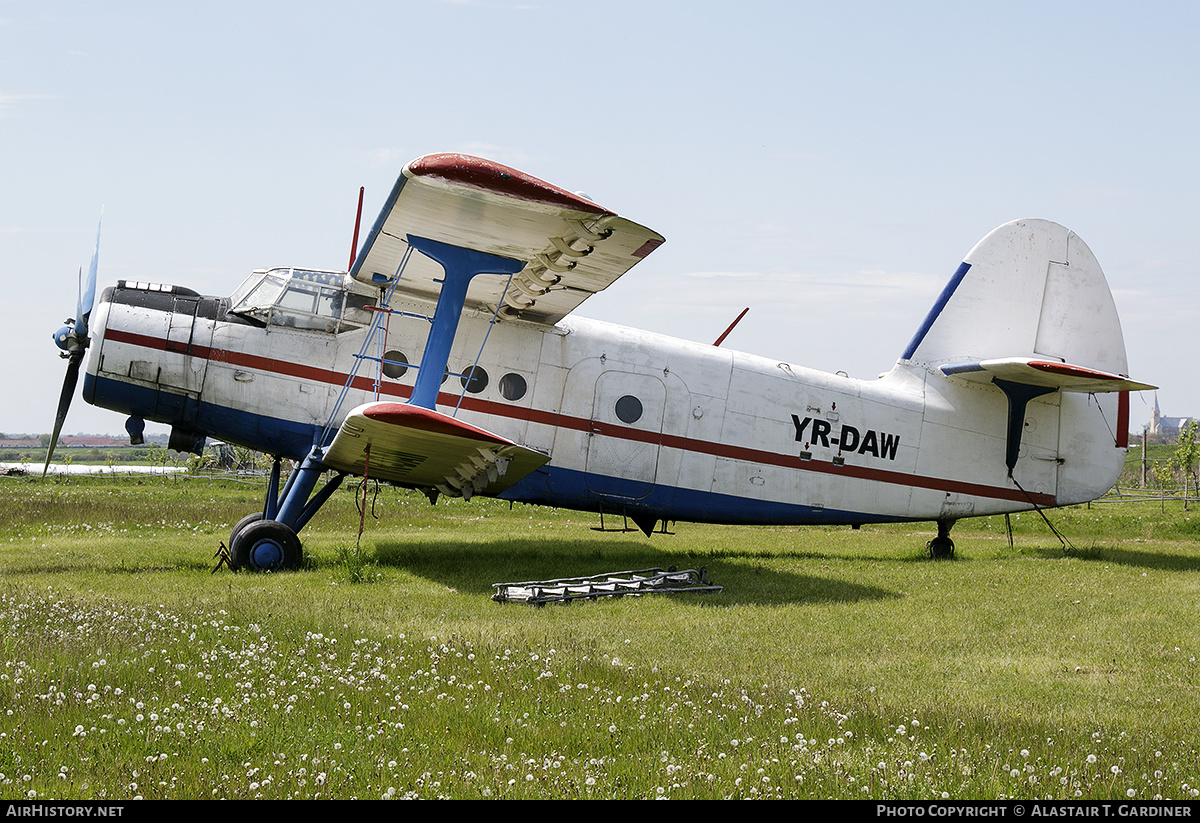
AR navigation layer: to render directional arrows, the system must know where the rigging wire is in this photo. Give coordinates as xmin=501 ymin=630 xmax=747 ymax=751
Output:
xmin=1092 ymin=392 xmax=1119 ymax=444
xmin=1010 ymin=474 xmax=1076 ymax=552
xmin=319 ymin=246 xmax=414 ymax=448
xmin=453 ymin=271 xmax=517 ymax=418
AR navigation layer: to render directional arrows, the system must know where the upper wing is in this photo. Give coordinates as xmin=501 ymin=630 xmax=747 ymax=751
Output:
xmin=323 ymin=401 xmax=549 ymax=499
xmin=348 ymin=153 xmax=664 ymax=325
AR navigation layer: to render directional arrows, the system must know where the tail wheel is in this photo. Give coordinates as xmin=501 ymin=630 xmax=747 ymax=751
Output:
xmin=927 ymin=520 xmax=956 ymax=559
xmin=230 ymin=519 xmax=302 ymax=572
xmin=926 ymin=536 xmax=955 ymax=559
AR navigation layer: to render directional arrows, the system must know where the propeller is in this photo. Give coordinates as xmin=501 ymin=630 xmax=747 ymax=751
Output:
xmin=44 ymin=214 xmax=102 ymax=475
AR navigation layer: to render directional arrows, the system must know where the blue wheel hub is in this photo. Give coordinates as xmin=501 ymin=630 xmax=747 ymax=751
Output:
xmin=250 ymin=538 xmax=285 ymax=570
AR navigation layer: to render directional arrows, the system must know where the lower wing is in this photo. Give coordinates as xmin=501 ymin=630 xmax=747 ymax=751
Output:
xmin=323 ymin=402 xmax=549 ymax=499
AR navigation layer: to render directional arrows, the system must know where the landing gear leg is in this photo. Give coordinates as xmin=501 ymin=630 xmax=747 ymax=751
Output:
xmin=926 ymin=519 xmax=956 ymax=559
xmin=227 ymin=449 xmax=346 ymax=572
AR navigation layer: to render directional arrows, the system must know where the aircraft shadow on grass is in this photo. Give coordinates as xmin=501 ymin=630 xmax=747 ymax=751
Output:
xmin=371 ymin=538 xmax=899 ymax=607
xmin=1017 ymin=544 xmax=1200 ymax=572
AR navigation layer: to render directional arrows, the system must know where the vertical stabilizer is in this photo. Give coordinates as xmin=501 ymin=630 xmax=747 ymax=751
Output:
xmin=903 ymin=219 xmax=1150 ymax=506
xmin=901 ymin=219 xmax=1131 ymax=379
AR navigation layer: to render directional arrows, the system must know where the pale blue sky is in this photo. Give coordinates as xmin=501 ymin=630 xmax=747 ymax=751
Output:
xmin=3 ymin=1 xmax=1196 ymax=436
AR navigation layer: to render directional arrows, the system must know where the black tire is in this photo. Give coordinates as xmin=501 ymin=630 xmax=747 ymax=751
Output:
xmin=226 ymin=513 xmax=264 ymax=571
xmin=230 ymin=519 xmax=302 ymax=572
xmin=926 ymin=536 xmax=955 ymax=559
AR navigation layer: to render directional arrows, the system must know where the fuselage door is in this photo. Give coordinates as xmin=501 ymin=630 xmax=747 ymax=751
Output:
xmin=156 ymin=296 xmax=213 ymax=422
xmin=584 ymin=370 xmax=666 ymax=499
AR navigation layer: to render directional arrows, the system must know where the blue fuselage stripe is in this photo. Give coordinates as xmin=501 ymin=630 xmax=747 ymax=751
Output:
xmin=84 ymin=372 xmax=904 ymax=526
xmin=499 ymin=466 xmax=906 ymax=526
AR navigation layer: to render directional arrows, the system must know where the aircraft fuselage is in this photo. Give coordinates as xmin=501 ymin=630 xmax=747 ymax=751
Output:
xmin=83 ymin=273 xmax=1126 ymax=529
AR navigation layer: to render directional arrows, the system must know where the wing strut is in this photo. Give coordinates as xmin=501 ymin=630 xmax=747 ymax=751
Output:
xmin=404 ymin=235 xmax=525 ymax=409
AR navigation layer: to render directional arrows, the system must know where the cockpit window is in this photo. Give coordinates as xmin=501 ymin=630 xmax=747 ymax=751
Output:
xmin=230 ymin=268 xmax=375 ymax=333
xmin=277 ymin=281 xmax=327 ymax=314
xmin=239 ymin=274 xmax=288 ymax=315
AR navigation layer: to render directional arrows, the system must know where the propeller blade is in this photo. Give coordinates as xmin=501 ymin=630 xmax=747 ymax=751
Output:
xmin=43 ymin=351 xmax=82 ymax=476
xmin=77 ymin=212 xmax=101 ymax=338
xmin=47 ymin=213 xmax=101 ymax=475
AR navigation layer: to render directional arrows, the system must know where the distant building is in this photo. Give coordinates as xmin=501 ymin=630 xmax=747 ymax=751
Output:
xmin=1148 ymin=394 xmax=1195 ymax=442
xmin=58 ymin=435 xmax=126 ymax=448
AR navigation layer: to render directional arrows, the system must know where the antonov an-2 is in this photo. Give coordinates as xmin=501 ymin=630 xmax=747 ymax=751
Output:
xmin=48 ymin=153 xmax=1153 ymax=570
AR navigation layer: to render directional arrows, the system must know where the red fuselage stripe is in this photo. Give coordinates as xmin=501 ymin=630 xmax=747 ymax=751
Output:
xmin=103 ymin=327 xmax=1056 ymax=507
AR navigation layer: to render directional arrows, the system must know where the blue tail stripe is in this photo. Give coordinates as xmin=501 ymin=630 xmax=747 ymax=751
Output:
xmin=900 ymin=261 xmax=971 ymax=361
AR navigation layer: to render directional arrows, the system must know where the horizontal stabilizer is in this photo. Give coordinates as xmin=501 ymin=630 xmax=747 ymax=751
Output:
xmin=939 ymin=358 xmax=1155 ymax=393
xmin=324 ymin=402 xmax=549 ymax=499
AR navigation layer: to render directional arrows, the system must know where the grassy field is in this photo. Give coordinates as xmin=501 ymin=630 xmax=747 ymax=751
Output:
xmin=0 ymin=472 xmax=1198 ymax=800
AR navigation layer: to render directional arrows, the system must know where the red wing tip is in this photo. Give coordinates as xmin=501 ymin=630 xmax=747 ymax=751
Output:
xmin=1028 ymin=361 xmax=1120 ymax=380
xmin=632 ymin=238 xmax=665 ymax=258
xmin=360 ymin=402 xmax=513 ymax=445
xmin=1027 ymin=361 xmax=1154 ymax=390
xmin=406 ymin=153 xmax=616 ymax=217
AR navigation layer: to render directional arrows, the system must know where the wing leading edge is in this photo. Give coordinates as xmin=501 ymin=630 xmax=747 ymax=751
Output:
xmin=349 ymin=153 xmax=664 ymax=325
xmin=323 ymin=402 xmax=550 ymax=499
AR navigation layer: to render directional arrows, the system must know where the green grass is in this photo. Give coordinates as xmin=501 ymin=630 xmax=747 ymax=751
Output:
xmin=1 ymin=473 xmax=1198 ymax=799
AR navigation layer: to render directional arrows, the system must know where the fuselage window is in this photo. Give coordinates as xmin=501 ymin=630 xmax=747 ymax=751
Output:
xmin=382 ymin=350 xmax=408 ymax=379
xmin=343 ymin=292 xmax=374 ymax=325
xmin=615 ymin=394 xmax=643 ymax=424
xmin=461 ymin=365 xmax=489 ymax=394
xmin=499 ymin=372 xmax=527 ymax=401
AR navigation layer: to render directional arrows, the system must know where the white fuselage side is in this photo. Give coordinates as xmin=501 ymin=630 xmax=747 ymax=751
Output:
xmin=85 ymin=280 xmax=1126 ymax=527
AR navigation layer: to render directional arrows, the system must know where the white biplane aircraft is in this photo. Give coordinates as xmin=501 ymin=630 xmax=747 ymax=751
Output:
xmin=48 ymin=154 xmax=1153 ymax=571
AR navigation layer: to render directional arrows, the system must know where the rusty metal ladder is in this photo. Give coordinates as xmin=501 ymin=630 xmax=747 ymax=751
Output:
xmin=492 ymin=567 xmax=721 ymax=605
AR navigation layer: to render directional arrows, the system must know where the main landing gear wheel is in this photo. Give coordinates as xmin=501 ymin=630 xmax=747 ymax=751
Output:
xmin=230 ymin=519 xmax=302 ymax=572
xmin=226 ymin=513 xmax=263 ymax=571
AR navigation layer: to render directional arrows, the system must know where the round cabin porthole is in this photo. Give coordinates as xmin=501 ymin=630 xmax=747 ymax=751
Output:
xmin=615 ymin=394 xmax=643 ymax=424
xmin=382 ymin=350 xmax=408 ymax=379
xmin=499 ymin=372 xmax=527 ymax=401
xmin=461 ymin=365 xmax=489 ymax=394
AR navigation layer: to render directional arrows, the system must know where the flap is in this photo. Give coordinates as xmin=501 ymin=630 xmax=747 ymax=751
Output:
xmin=323 ymin=402 xmax=549 ymax=499
xmin=349 ymin=153 xmax=664 ymax=324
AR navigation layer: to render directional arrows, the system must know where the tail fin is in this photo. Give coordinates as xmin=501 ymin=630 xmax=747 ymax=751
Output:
xmin=901 ymin=219 xmax=1143 ymax=387
xmin=902 ymin=219 xmax=1152 ymax=504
